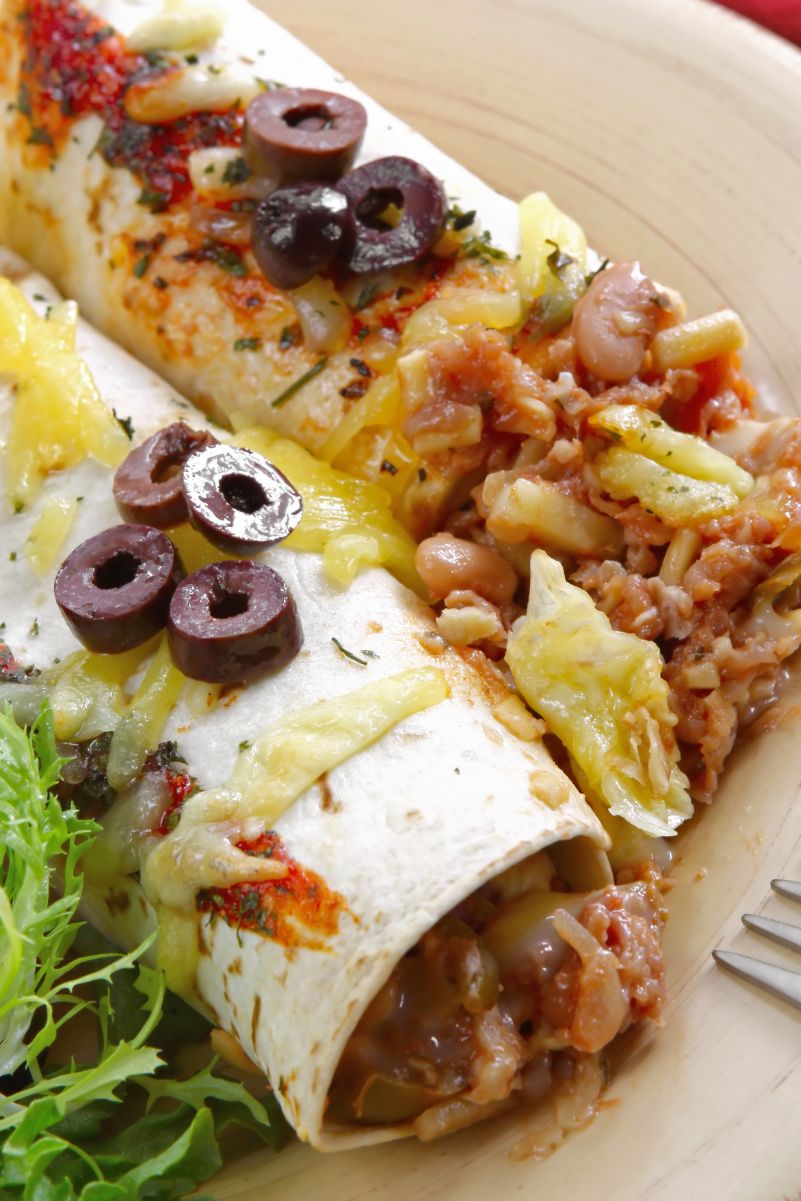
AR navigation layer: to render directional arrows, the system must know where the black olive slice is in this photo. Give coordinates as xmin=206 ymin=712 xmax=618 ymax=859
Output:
xmin=252 ymin=182 xmax=352 ymax=290
xmin=167 ymin=561 xmax=303 ymax=683
xmin=244 ymin=87 xmax=367 ymax=183
xmin=182 ymin=444 xmax=303 ymax=554
xmin=113 ymin=422 xmax=217 ymax=528
xmin=54 ymin=525 xmax=182 ymax=654
xmin=337 ymin=156 xmax=446 ymax=274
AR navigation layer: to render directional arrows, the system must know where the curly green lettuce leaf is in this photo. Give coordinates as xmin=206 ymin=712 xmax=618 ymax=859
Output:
xmin=506 ymin=551 xmax=693 ymax=837
xmin=0 ymin=703 xmax=94 ymax=1079
xmin=0 ymin=706 xmax=286 ymax=1200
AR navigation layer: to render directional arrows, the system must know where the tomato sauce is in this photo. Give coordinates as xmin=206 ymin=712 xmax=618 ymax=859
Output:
xmin=17 ymin=0 xmax=242 ymax=208
xmin=153 ymin=767 xmax=195 ymax=836
xmin=0 ymin=641 xmax=23 ymax=678
xmin=196 ymin=831 xmax=348 ymax=949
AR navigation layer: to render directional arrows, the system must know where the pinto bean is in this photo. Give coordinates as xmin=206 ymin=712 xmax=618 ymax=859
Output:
xmin=573 ymin=261 xmax=662 ymax=383
xmin=415 ymin=533 xmax=517 ymax=605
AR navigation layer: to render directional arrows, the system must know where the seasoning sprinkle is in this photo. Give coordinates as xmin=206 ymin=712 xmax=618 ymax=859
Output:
xmin=331 ymin=637 xmax=368 ymax=666
xmin=354 ymin=281 xmax=378 ymax=312
xmin=112 ymin=409 xmax=134 ymax=440
xmin=207 ymin=242 xmax=247 ymax=277
xmin=279 ymin=324 xmax=300 ymax=350
xmin=271 ymin=357 xmax=327 ymax=408
xmin=222 ymin=157 xmax=252 ymax=186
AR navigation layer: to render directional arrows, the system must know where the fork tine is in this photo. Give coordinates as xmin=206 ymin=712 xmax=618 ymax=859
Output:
xmin=742 ymin=913 xmax=801 ymax=954
xmin=713 ymin=949 xmax=801 ymax=1011
xmin=771 ymin=878 xmax=801 ymax=903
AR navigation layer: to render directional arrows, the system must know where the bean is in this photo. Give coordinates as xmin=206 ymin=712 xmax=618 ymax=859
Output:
xmin=573 ymin=261 xmax=660 ymax=383
xmin=415 ymin=533 xmax=517 ymax=606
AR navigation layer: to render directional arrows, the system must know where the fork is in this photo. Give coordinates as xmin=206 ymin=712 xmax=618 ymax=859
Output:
xmin=713 ymin=879 xmax=801 ymax=1009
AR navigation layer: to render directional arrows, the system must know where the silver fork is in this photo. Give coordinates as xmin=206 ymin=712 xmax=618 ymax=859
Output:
xmin=713 ymin=879 xmax=801 ymax=1009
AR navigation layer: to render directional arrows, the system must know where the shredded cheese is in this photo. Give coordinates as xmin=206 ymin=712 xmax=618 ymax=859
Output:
xmin=106 ymin=636 xmax=186 ymax=790
xmin=24 ymin=496 xmax=78 ymax=576
xmin=179 ymin=666 xmax=450 ymax=831
xmin=142 ymin=667 xmax=448 ymax=902
xmin=0 ymin=278 xmax=129 ymax=508
xmin=126 ymin=0 xmax=225 ymax=52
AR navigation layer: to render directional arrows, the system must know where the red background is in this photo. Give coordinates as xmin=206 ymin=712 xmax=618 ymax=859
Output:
xmin=715 ymin=0 xmax=801 ymax=46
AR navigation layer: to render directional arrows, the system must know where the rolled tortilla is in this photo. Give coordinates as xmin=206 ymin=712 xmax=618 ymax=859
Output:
xmin=0 ymin=0 xmax=521 ymax=449
xmin=0 ymin=248 xmax=612 ymax=1149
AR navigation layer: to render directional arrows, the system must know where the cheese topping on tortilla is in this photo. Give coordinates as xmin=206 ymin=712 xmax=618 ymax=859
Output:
xmin=0 ymin=279 xmax=129 ymax=508
xmin=126 ymin=0 xmax=225 ymax=54
xmin=144 ymin=666 xmax=450 ymax=912
xmin=142 ymin=665 xmax=449 ymax=996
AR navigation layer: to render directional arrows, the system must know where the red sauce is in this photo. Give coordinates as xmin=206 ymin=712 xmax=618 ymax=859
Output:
xmin=153 ymin=768 xmax=195 ymax=836
xmin=18 ymin=0 xmax=241 ymax=209
xmin=196 ymin=831 xmax=348 ymax=948
xmin=21 ymin=1 xmax=134 ymax=118
xmin=0 ymin=642 xmax=23 ymax=678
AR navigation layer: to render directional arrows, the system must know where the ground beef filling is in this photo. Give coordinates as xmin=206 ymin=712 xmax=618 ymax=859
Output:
xmin=326 ymin=870 xmax=665 ymax=1137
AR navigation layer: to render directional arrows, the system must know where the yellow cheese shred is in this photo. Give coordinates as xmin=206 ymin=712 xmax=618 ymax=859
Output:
xmin=235 ymin=425 xmax=421 ymax=593
xmin=24 ymin=496 xmax=78 ymax=576
xmin=141 ymin=666 xmax=449 ymax=995
xmin=183 ymin=665 xmax=450 ymax=830
xmin=0 ymin=278 xmax=129 ymax=508
xmin=106 ymin=636 xmax=186 ymax=790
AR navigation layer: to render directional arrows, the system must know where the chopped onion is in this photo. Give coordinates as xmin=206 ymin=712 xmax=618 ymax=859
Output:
xmin=188 ymin=147 xmax=276 ymax=201
xmin=127 ymin=1 xmax=225 ymax=53
xmin=49 ymin=666 xmax=123 ymax=742
xmin=0 ymin=681 xmax=48 ymax=725
xmin=84 ymin=771 xmax=171 ymax=881
xmin=290 ymin=278 xmax=351 ymax=354
xmin=124 ymin=65 xmax=260 ymax=125
xmin=189 ymin=204 xmax=253 ymax=246
xmin=358 ymin=329 xmax=400 ymax=374
xmin=550 ymin=909 xmax=628 ymax=1053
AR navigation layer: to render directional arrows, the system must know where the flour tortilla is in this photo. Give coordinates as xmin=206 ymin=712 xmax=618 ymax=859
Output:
xmin=0 ymin=0 xmax=522 ymax=444
xmin=0 ymin=247 xmax=610 ymax=1148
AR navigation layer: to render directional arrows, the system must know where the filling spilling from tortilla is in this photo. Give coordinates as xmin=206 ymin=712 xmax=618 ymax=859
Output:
xmin=327 ymin=854 xmax=665 ymax=1139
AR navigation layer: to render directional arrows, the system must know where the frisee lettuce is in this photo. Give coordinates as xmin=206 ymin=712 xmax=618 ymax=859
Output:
xmin=0 ymin=705 xmax=287 ymax=1199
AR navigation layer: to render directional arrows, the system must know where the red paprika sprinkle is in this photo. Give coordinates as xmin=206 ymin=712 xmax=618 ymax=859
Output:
xmin=196 ymin=831 xmax=348 ymax=948
xmin=18 ymin=0 xmax=242 ymax=209
xmin=153 ymin=768 xmax=195 ymax=836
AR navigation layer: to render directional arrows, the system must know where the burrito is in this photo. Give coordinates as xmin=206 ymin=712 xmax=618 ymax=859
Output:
xmin=0 ymin=0 xmax=536 ymax=543
xmin=0 ymin=249 xmax=667 ymax=1149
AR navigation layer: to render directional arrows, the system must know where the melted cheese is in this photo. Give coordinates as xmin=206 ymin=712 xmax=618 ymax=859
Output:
xmin=181 ymin=665 xmax=449 ymax=829
xmin=140 ymin=666 xmax=448 ymax=930
xmin=24 ymin=495 xmax=78 ymax=575
xmin=0 ymin=278 xmax=129 ymax=508
xmin=127 ymin=0 xmax=226 ymax=52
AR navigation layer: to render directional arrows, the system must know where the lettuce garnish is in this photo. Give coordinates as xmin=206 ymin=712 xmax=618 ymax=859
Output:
xmin=0 ymin=704 xmax=286 ymax=1199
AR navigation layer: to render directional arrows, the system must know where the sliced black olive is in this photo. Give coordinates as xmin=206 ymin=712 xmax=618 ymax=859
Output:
xmin=244 ymin=87 xmax=367 ymax=183
xmin=167 ymin=561 xmax=302 ymax=683
xmin=54 ymin=525 xmax=182 ymax=654
xmin=182 ymin=444 xmax=303 ymax=554
xmin=113 ymin=422 xmax=217 ymax=528
xmin=252 ymin=182 xmax=352 ymax=290
xmin=337 ymin=156 xmax=446 ymax=274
